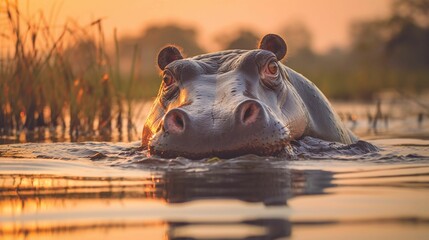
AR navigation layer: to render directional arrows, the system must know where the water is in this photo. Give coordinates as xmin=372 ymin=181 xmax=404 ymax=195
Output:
xmin=1 ymin=102 xmax=429 ymax=239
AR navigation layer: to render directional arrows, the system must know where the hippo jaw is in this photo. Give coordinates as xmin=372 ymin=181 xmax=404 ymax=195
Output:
xmin=148 ymin=127 xmax=292 ymax=160
xmin=148 ymin=139 xmax=289 ymax=159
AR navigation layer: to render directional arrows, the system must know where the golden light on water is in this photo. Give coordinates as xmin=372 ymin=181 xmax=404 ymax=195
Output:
xmin=1 ymin=158 xmax=429 ymax=240
xmin=0 ymin=174 xmax=167 ymax=216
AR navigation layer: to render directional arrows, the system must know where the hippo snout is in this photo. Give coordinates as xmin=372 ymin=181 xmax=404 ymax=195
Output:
xmin=149 ymin=100 xmax=290 ymax=159
xmin=164 ymin=100 xmax=264 ymax=135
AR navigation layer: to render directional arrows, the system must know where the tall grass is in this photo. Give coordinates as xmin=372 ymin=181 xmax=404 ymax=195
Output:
xmin=0 ymin=1 xmax=141 ymax=141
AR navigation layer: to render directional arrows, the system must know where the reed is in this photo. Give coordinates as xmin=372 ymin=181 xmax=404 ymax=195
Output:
xmin=0 ymin=1 xmax=140 ymax=141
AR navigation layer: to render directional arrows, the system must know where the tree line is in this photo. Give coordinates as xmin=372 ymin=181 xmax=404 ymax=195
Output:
xmin=118 ymin=0 xmax=429 ymax=100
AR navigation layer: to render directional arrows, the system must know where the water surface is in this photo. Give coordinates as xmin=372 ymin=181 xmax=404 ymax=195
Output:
xmin=1 ymin=133 xmax=429 ymax=239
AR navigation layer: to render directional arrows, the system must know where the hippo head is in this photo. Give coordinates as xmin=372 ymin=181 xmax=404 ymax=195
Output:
xmin=142 ymin=34 xmax=310 ymax=159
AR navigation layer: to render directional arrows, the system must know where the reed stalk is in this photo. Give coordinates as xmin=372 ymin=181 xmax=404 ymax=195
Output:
xmin=0 ymin=1 xmax=141 ymax=142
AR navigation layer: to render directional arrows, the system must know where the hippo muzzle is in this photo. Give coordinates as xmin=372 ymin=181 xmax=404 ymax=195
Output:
xmin=150 ymin=99 xmax=290 ymax=159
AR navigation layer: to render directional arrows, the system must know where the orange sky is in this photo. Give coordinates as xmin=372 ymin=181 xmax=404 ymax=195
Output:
xmin=29 ymin=0 xmax=392 ymax=53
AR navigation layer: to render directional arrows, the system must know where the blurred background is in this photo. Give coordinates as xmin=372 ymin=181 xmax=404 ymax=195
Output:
xmin=0 ymin=0 xmax=428 ymax=143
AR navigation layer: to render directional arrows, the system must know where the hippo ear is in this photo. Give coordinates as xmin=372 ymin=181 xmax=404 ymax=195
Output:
xmin=157 ymin=46 xmax=184 ymax=70
xmin=258 ymin=34 xmax=287 ymax=60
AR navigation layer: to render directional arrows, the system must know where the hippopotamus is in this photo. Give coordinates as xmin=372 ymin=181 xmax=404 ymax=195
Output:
xmin=141 ymin=34 xmax=357 ymax=159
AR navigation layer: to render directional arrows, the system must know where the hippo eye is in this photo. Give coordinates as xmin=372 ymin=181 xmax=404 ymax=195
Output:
xmin=261 ymin=59 xmax=281 ymax=90
xmin=162 ymin=72 xmax=175 ymax=87
xmin=266 ymin=61 xmax=279 ymax=75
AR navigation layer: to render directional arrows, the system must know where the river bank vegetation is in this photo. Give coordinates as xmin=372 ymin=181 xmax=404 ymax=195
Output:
xmin=0 ymin=1 xmax=140 ymax=137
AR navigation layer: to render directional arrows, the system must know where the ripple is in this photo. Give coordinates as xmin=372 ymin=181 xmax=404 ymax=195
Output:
xmin=0 ymin=137 xmax=428 ymax=172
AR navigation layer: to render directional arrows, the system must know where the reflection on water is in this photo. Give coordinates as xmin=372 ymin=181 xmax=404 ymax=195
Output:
xmin=0 ymin=126 xmax=141 ymax=145
xmin=0 ymin=102 xmax=152 ymax=145
xmin=1 ymin=155 xmax=429 ymax=239
xmin=0 ymin=164 xmax=333 ymax=239
xmin=161 ymin=167 xmax=333 ymax=205
xmin=0 ymin=167 xmax=333 ymax=207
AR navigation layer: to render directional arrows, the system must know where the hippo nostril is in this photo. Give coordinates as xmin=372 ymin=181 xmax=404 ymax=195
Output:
xmin=239 ymin=101 xmax=261 ymax=126
xmin=174 ymin=114 xmax=184 ymax=129
xmin=243 ymin=106 xmax=253 ymax=122
xmin=164 ymin=109 xmax=188 ymax=134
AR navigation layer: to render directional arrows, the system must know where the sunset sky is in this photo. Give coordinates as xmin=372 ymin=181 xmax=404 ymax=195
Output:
xmin=29 ymin=0 xmax=392 ymax=53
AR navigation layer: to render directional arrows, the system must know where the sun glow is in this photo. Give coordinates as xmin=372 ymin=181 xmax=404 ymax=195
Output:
xmin=27 ymin=0 xmax=391 ymax=53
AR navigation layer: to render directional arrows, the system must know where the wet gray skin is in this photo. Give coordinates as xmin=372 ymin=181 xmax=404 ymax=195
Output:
xmin=142 ymin=34 xmax=357 ymax=159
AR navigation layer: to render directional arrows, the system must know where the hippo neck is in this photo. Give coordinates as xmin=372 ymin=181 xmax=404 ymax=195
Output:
xmin=284 ymin=67 xmax=357 ymax=144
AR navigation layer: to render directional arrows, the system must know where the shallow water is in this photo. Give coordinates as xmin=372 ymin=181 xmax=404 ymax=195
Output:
xmin=1 ymin=131 xmax=429 ymax=240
